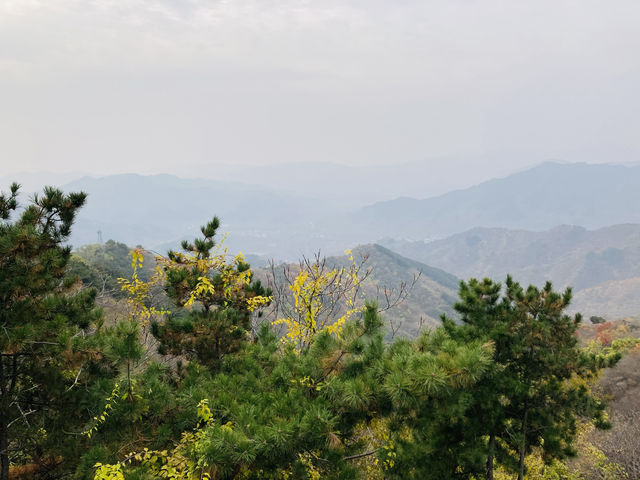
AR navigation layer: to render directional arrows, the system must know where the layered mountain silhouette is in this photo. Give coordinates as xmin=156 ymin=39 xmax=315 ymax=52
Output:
xmin=61 ymin=174 xmax=338 ymax=256
xmin=355 ymin=162 xmax=640 ymax=239
xmin=26 ymin=161 xmax=640 ymax=322
xmin=55 ymin=162 xmax=640 ymax=261
xmin=380 ymin=223 xmax=640 ymax=320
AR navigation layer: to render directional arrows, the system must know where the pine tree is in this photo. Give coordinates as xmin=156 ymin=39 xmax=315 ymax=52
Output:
xmin=0 ymin=183 xmax=101 ymax=479
xmin=378 ymin=327 xmax=494 ymax=480
xmin=443 ymin=276 xmax=613 ymax=480
xmin=152 ymin=217 xmax=271 ymax=370
xmin=92 ymin=302 xmax=494 ymax=480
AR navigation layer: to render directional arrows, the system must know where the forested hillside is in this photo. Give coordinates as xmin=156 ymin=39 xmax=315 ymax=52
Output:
xmin=5 ymin=0 xmax=640 ymax=477
xmin=381 ymin=224 xmax=640 ymax=289
xmin=72 ymin=241 xmax=459 ymax=335
xmin=571 ymin=279 xmax=640 ymax=319
xmin=2 ymin=182 xmax=637 ymax=480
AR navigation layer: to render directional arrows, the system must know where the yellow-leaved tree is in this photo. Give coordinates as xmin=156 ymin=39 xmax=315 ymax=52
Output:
xmin=117 ymin=248 xmax=170 ymax=322
xmin=271 ymin=250 xmax=368 ymax=351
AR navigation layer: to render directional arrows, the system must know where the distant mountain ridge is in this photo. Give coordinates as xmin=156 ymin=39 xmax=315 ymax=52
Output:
xmin=189 ymin=158 xmax=515 ymax=207
xmin=28 ymin=161 xmax=640 ymax=267
xmin=380 ymin=223 xmax=640 ymax=290
xmin=354 ymin=162 xmax=640 ymax=239
xmin=16 ymin=162 xmax=640 ymax=326
xmin=62 ymin=173 xmax=340 ymax=257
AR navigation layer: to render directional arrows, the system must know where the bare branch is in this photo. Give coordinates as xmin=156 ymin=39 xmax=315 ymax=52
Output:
xmin=343 ymin=449 xmax=380 ymax=461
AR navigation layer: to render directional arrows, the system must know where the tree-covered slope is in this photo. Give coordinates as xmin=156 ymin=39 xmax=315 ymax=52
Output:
xmin=346 ymin=244 xmax=459 ymax=334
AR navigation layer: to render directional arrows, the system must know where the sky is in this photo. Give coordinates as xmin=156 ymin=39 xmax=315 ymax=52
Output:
xmin=1 ymin=0 xmax=639 ymax=192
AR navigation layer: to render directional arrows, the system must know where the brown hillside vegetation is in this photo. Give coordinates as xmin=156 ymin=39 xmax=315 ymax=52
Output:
xmin=570 ymin=320 xmax=640 ymax=479
xmin=569 ymin=277 xmax=640 ymax=320
xmin=381 ymin=224 xmax=640 ymax=290
xmin=589 ymin=347 xmax=640 ymax=479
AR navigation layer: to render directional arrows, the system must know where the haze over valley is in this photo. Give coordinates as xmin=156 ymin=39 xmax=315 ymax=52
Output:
xmin=6 ymin=160 xmax=640 ymax=324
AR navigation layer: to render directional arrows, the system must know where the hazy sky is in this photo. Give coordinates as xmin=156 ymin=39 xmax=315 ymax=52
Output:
xmin=1 ymin=0 xmax=639 ymax=185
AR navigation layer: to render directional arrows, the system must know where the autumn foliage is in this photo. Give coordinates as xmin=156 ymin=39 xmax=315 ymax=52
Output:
xmin=0 ymin=183 xmax=633 ymax=480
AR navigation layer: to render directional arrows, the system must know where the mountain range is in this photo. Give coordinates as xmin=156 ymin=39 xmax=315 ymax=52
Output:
xmin=379 ymin=224 xmax=640 ymax=291
xmin=379 ymin=223 xmax=640 ymax=320
xmin=7 ymin=160 xmax=640 ymax=322
xmin=45 ymin=161 xmax=640 ymax=262
xmin=355 ymin=162 xmax=640 ymax=239
xmin=60 ymin=173 xmax=340 ymax=256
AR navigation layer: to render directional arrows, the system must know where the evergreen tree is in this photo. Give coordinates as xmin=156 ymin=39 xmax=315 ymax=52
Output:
xmin=92 ymin=303 xmax=494 ymax=479
xmin=379 ymin=327 xmax=494 ymax=480
xmin=443 ymin=276 xmax=614 ymax=480
xmin=152 ymin=217 xmax=271 ymax=370
xmin=0 ymin=183 xmax=101 ymax=479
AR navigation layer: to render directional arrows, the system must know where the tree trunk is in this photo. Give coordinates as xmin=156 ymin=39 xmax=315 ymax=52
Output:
xmin=0 ymin=416 xmax=8 ymax=480
xmin=486 ymin=433 xmax=495 ymax=480
xmin=0 ymin=353 xmax=8 ymax=480
xmin=517 ymin=408 xmax=529 ymax=480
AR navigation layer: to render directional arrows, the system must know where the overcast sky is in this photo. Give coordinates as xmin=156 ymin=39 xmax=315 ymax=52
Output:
xmin=1 ymin=0 xmax=639 ymax=187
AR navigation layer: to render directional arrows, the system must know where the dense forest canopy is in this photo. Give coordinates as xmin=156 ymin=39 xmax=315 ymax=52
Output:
xmin=0 ymin=183 xmax=638 ymax=480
